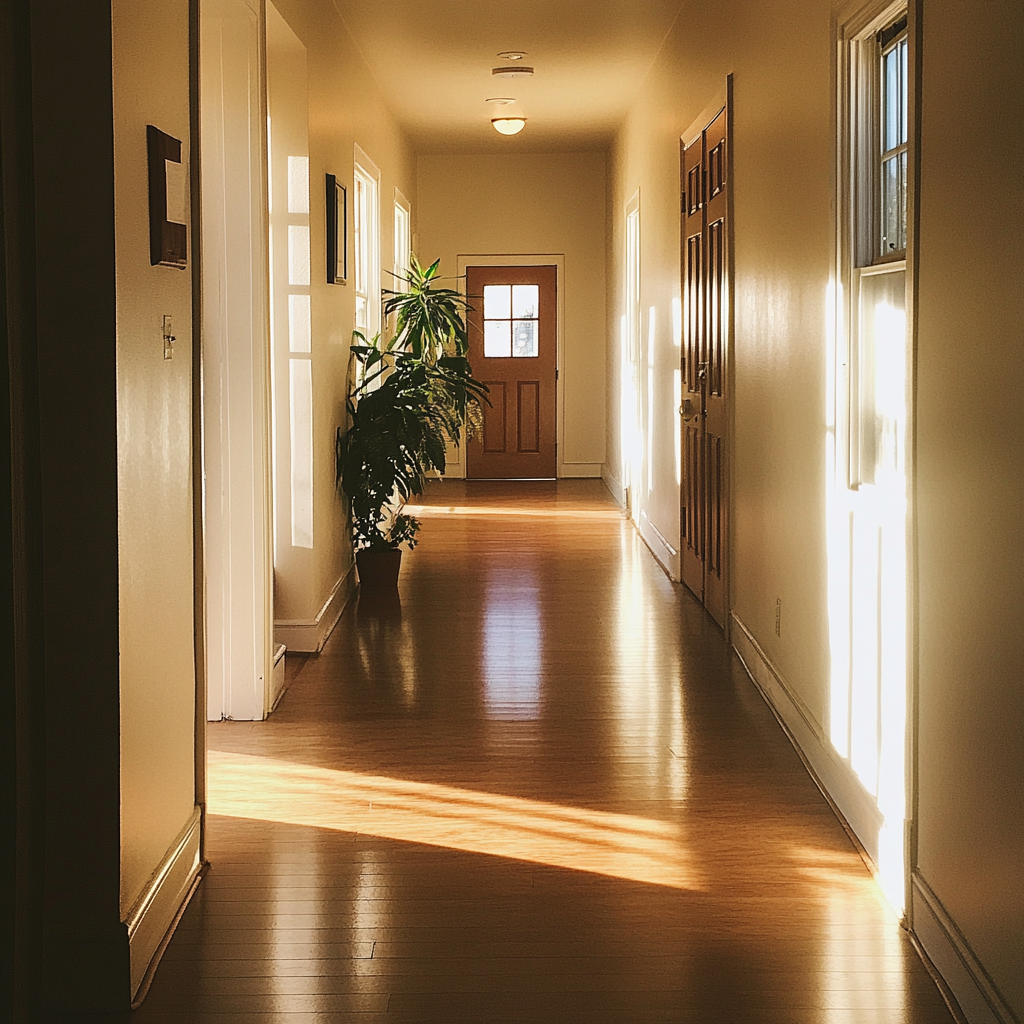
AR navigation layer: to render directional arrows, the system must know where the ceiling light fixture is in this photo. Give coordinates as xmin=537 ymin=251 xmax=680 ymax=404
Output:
xmin=492 ymin=65 xmax=534 ymax=78
xmin=497 ymin=51 xmax=527 ymax=61
xmin=491 ymin=116 xmax=527 ymax=136
xmin=486 ymin=97 xmax=527 ymax=136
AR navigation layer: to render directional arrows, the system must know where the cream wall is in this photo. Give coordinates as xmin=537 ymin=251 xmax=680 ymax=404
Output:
xmin=269 ymin=0 xmax=417 ymax=634
xmin=111 ymin=0 xmax=198 ymax=984
xmin=607 ymin=0 xmax=832 ymax=708
xmin=913 ymin=1 xmax=1024 ymax=1019
xmin=607 ymin=0 xmax=1023 ymax=1020
xmin=416 ymin=153 xmax=607 ymax=473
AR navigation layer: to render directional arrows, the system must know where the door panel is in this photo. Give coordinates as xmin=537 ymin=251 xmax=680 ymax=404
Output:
xmin=467 ymin=265 xmax=557 ymax=479
xmin=517 ymin=381 xmax=541 ymax=453
xmin=482 ymin=381 xmax=506 ymax=453
xmin=680 ymin=102 xmax=730 ymax=627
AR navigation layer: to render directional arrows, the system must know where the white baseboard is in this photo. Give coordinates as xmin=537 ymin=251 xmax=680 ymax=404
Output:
xmin=441 ymin=460 xmax=466 ymax=479
xmin=269 ymin=642 xmax=287 ymax=710
xmin=601 ymin=466 xmax=625 ymax=507
xmin=558 ymin=462 xmax=602 ymax=478
xmin=638 ymin=510 xmax=680 ymax=581
xmin=441 ymin=464 xmax=601 ymax=481
xmin=730 ymin=612 xmax=884 ymax=864
xmin=125 ymin=806 xmax=201 ymax=999
xmin=274 ymin=565 xmax=355 ymax=653
xmin=912 ymin=873 xmax=1015 ymax=1024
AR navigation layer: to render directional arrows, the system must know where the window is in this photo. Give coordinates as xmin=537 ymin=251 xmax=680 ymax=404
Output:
xmin=393 ymin=189 xmax=411 ymax=290
xmin=843 ymin=5 xmax=910 ymax=486
xmin=353 ymin=148 xmax=380 ymax=336
xmin=832 ymin=0 xmax=913 ymax=909
xmin=848 ymin=9 xmax=909 ymax=266
xmin=879 ymin=17 xmax=908 ymax=257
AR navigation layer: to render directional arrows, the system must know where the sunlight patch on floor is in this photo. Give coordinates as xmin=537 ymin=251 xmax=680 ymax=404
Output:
xmin=207 ymin=749 xmax=699 ymax=889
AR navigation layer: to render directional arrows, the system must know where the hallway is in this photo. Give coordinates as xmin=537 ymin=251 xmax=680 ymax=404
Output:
xmin=135 ymin=481 xmax=953 ymax=1023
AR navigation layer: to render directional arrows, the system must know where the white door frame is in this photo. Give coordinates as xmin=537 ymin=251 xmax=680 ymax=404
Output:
xmin=199 ymin=0 xmax=274 ymax=722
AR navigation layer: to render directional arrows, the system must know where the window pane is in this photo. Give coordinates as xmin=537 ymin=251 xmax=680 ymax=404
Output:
xmin=289 ymin=294 xmax=311 ymax=353
xmin=881 ymin=152 xmax=907 ymax=255
xmin=898 ymin=149 xmax=907 ymax=250
xmin=881 ymin=157 xmax=900 ymax=254
xmin=854 ymin=267 xmax=906 ymax=485
xmin=883 ymin=46 xmax=901 ymax=152
xmin=512 ymin=284 xmax=539 ymax=320
xmin=484 ymin=320 xmax=511 ymax=358
xmin=353 ymin=179 xmax=365 ymax=293
xmin=512 ymin=320 xmax=538 ymax=358
xmin=484 ymin=285 xmax=511 ymax=321
xmin=900 ymin=40 xmax=909 ymax=145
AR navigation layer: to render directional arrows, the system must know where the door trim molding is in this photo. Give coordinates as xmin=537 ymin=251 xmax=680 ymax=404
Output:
xmin=456 ymin=254 xmax=567 ymax=478
xmin=682 ymin=84 xmax=728 ymax=149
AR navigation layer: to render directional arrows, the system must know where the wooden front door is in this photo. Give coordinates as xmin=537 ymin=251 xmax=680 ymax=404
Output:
xmin=680 ymin=100 xmax=730 ymax=628
xmin=466 ymin=265 xmax=557 ymax=479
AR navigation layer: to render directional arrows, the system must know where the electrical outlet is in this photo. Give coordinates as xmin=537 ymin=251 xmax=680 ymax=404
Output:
xmin=775 ymin=598 xmax=782 ymax=637
xmin=162 ymin=315 xmax=175 ymax=360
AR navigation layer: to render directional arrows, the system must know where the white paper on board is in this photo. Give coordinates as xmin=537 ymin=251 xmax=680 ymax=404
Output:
xmin=165 ymin=158 xmax=187 ymax=225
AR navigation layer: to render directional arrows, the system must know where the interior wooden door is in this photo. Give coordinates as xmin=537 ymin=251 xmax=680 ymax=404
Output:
xmin=680 ymin=101 xmax=730 ymax=628
xmin=466 ymin=265 xmax=557 ymax=479
xmin=681 ymin=134 xmax=705 ymax=601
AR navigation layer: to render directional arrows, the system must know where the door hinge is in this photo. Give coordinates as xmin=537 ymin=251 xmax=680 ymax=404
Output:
xmin=555 ymin=369 xmax=559 ymax=381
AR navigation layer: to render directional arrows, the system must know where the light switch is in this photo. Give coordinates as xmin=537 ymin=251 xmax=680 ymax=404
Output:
xmin=162 ymin=315 xmax=175 ymax=360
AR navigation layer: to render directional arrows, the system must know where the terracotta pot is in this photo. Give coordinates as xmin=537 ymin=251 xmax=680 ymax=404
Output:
xmin=356 ymin=548 xmax=402 ymax=591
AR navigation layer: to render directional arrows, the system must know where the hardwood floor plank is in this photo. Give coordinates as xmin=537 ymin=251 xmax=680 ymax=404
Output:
xmin=133 ymin=482 xmax=954 ymax=1022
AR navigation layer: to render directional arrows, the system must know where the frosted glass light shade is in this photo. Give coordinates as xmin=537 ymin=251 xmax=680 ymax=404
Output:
xmin=492 ymin=117 xmax=527 ymax=136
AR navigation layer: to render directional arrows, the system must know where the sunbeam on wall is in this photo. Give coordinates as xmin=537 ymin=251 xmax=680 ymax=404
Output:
xmin=826 ymin=268 xmax=909 ymax=911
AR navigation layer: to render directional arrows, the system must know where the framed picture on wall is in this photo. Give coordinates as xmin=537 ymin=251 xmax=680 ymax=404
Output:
xmin=147 ymin=124 xmax=188 ymax=269
xmin=326 ymin=173 xmax=347 ymax=284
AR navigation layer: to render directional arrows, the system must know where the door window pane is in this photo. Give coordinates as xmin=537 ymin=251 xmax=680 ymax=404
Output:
xmin=511 ymin=284 xmax=538 ymax=319
xmin=512 ymin=320 xmax=537 ymax=358
xmin=484 ymin=285 xmax=511 ymax=320
xmin=484 ymin=320 xmax=512 ymax=358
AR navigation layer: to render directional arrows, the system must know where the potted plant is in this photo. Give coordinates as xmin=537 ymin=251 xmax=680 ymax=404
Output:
xmin=336 ymin=256 xmax=487 ymax=590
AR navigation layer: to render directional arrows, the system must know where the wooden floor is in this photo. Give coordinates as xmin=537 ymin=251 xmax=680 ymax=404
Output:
xmin=135 ymin=480 xmax=954 ymax=1023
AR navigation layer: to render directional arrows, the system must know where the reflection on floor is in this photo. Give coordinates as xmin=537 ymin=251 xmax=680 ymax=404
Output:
xmin=134 ymin=480 xmax=954 ymax=1022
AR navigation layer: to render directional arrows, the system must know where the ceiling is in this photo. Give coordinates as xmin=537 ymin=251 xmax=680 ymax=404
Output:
xmin=331 ymin=0 xmax=686 ymax=153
